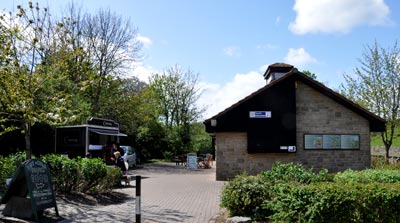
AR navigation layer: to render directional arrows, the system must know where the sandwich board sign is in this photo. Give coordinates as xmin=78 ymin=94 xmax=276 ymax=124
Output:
xmin=187 ymin=153 xmax=197 ymax=169
xmin=0 ymin=159 xmax=59 ymax=222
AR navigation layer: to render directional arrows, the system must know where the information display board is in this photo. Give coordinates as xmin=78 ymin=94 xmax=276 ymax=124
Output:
xmin=187 ymin=153 xmax=197 ymax=169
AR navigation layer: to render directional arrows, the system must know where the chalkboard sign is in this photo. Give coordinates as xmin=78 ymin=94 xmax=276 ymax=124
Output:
xmin=25 ymin=160 xmax=57 ymax=211
xmin=1 ymin=159 xmax=58 ymax=222
xmin=187 ymin=153 xmax=197 ymax=169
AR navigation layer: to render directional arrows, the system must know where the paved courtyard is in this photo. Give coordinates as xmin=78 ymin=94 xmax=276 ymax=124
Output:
xmin=0 ymin=162 xmax=226 ymax=223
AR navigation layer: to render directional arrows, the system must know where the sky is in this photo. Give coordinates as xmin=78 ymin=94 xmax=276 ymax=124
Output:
xmin=2 ymin=0 xmax=400 ymax=119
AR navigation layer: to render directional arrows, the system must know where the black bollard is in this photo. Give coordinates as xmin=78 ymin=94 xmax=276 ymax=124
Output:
xmin=136 ymin=175 xmax=141 ymax=223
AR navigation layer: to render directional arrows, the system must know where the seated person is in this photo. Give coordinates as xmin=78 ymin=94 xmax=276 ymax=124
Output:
xmin=113 ymin=151 xmax=127 ymax=176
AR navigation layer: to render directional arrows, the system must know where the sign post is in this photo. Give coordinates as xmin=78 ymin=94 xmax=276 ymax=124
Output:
xmin=136 ymin=175 xmax=141 ymax=223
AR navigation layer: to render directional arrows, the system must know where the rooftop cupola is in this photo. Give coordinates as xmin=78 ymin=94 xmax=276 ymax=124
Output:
xmin=263 ymin=63 xmax=294 ymax=84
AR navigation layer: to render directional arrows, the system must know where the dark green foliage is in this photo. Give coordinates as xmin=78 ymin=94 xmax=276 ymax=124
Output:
xmin=260 ymin=162 xmax=331 ymax=183
xmin=0 ymin=152 xmax=26 ymax=192
xmin=220 ymin=173 xmax=273 ymax=220
xmin=101 ymin=167 xmax=122 ymax=189
xmin=221 ymin=162 xmax=400 ymax=222
xmin=40 ymin=154 xmax=119 ymax=193
xmin=162 ymin=151 xmax=174 ymax=161
xmin=41 ymin=154 xmax=78 ymax=193
xmin=136 ymin=120 xmax=167 ymax=159
xmin=269 ymin=182 xmax=400 ymax=223
xmin=334 ymin=168 xmax=400 ymax=183
xmin=79 ymin=158 xmax=108 ymax=193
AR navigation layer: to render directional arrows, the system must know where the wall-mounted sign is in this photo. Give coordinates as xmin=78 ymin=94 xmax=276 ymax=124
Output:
xmin=288 ymin=146 xmax=296 ymax=152
xmin=249 ymin=111 xmax=271 ymax=118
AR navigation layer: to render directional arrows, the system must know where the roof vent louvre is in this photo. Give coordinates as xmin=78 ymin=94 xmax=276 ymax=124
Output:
xmin=263 ymin=63 xmax=294 ymax=84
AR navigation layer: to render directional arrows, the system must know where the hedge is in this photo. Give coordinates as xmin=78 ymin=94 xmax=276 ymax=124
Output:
xmin=221 ymin=162 xmax=400 ymax=222
xmin=1 ymin=152 xmax=121 ymax=194
xmin=269 ymin=182 xmax=400 ymax=223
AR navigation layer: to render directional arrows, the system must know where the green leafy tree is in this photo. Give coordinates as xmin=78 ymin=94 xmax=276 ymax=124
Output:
xmin=136 ymin=119 xmax=167 ymax=159
xmin=302 ymin=70 xmax=317 ymax=80
xmin=98 ymin=77 xmax=153 ymax=136
xmin=149 ymin=65 xmax=204 ymax=155
xmin=190 ymin=122 xmax=213 ymax=155
xmin=0 ymin=2 xmax=91 ymax=159
xmin=341 ymin=41 xmax=400 ymax=159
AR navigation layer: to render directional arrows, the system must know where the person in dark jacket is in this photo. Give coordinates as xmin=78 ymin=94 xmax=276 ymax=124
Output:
xmin=113 ymin=151 xmax=127 ymax=175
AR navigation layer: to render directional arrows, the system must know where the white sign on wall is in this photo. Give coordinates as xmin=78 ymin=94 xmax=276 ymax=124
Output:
xmin=288 ymin=146 xmax=296 ymax=153
xmin=249 ymin=111 xmax=271 ymax=118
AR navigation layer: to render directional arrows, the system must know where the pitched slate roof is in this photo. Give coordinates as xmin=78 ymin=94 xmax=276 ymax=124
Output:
xmin=204 ymin=66 xmax=386 ymax=132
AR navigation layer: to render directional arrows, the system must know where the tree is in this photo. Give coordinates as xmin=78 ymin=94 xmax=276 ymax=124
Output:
xmin=97 ymin=76 xmax=152 ymax=135
xmin=341 ymin=41 xmax=400 ymax=159
xmin=0 ymin=2 xmax=91 ymax=159
xmin=82 ymin=8 xmax=142 ymax=114
xmin=302 ymin=70 xmax=317 ymax=80
xmin=149 ymin=65 xmax=204 ymax=155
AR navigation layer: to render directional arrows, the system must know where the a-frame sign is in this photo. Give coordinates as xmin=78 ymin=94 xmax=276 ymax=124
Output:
xmin=0 ymin=159 xmax=59 ymax=222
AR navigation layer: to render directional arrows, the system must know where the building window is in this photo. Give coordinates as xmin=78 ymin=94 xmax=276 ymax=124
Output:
xmin=304 ymin=134 xmax=359 ymax=149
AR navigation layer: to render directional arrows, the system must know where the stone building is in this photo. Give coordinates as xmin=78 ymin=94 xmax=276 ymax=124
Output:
xmin=204 ymin=63 xmax=385 ymax=181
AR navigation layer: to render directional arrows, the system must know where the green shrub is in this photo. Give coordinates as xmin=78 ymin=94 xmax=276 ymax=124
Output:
xmin=60 ymin=158 xmax=80 ymax=192
xmin=220 ymin=173 xmax=273 ymax=220
xmin=96 ymin=167 xmax=122 ymax=192
xmin=269 ymin=182 xmax=357 ymax=222
xmin=0 ymin=152 xmax=27 ymax=192
xmin=269 ymin=182 xmax=400 ymax=223
xmin=334 ymin=169 xmax=400 ymax=183
xmin=221 ymin=163 xmax=400 ymax=222
xmin=162 ymin=151 xmax=174 ymax=161
xmin=260 ymin=162 xmax=331 ymax=183
xmin=2 ymin=153 xmax=120 ymax=195
xmin=78 ymin=158 xmax=108 ymax=193
xmin=40 ymin=154 xmax=117 ymax=193
xmin=41 ymin=154 xmax=79 ymax=193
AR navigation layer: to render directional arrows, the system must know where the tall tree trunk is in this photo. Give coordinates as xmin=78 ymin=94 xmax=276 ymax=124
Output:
xmin=25 ymin=122 xmax=32 ymax=160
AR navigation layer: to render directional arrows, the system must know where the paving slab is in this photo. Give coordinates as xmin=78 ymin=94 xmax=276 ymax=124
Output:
xmin=0 ymin=162 xmax=226 ymax=223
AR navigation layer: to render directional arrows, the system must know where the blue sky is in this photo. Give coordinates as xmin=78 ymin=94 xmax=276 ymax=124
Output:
xmin=2 ymin=0 xmax=400 ymax=118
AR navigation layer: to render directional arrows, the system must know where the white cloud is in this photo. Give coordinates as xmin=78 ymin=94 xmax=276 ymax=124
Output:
xmin=256 ymin=44 xmax=277 ymax=50
xmin=289 ymin=0 xmax=390 ymax=35
xmin=198 ymin=71 xmax=265 ymax=119
xmin=137 ymin=34 xmax=153 ymax=48
xmin=284 ymin=48 xmax=317 ymax=67
xmin=124 ymin=62 xmax=158 ymax=83
xmin=223 ymin=46 xmax=241 ymax=57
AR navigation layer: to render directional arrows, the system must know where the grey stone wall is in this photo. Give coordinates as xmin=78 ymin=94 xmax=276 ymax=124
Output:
xmin=215 ymin=132 xmax=296 ymax=180
xmin=215 ymin=81 xmax=371 ymax=181
xmin=295 ymin=81 xmax=371 ymax=172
